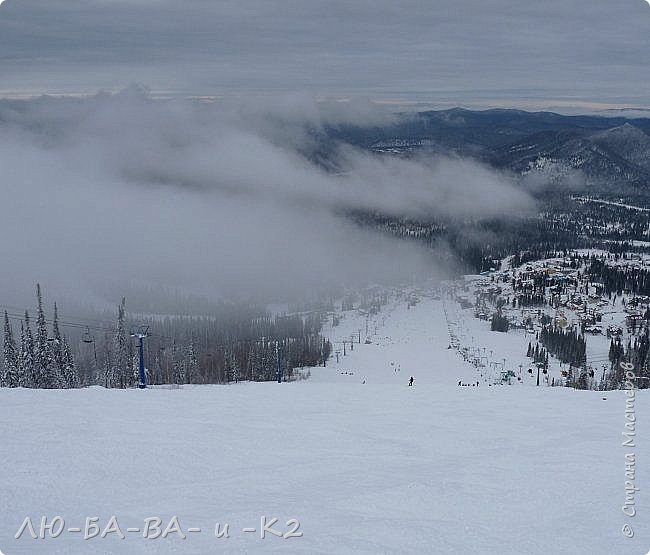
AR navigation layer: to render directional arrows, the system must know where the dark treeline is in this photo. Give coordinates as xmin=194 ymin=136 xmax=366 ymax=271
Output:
xmin=2 ymin=286 xmax=333 ymax=389
xmin=538 ymin=325 xmax=586 ymax=366
xmin=142 ymin=310 xmax=331 ymax=386
xmin=513 ymin=293 xmax=546 ymax=308
xmin=351 ymin=192 xmax=650 ymax=274
xmin=526 ymin=342 xmax=549 ymax=368
xmin=605 ymin=333 xmax=650 ymax=390
xmin=536 ymin=326 xmax=593 ymax=390
xmin=587 ymin=258 xmax=650 ymax=296
xmin=490 ymin=312 xmax=509 ymax=332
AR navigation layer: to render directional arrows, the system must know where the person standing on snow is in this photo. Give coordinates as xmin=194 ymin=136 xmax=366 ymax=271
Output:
xmin=409 ymin=376 xmax=414 ymax=386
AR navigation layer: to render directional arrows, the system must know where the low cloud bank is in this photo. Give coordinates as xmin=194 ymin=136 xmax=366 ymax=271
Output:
xmin=0 ymin=89 xmax=534 ymax=307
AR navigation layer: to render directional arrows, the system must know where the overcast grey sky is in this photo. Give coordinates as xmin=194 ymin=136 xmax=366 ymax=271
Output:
xmin=0 ymin=0 xmax=649 ymax=108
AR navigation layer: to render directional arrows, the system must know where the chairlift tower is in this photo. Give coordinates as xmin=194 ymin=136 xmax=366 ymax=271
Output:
xmin=130 ymin=325 xmax=150 ymax=389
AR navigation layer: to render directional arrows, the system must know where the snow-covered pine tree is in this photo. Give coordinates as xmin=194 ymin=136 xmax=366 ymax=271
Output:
xmin=266 ymin=341 xmax=279 ymax=382
xmin=17 ymin=322 xmax=26 ymax=387
xmin=61 ymin=337 xmax=79 ymax=388
xmin=185 ymin=340 xmax=198 ymax=384
xmin=112 ymin=297 xmax=131 ymax=388
xmin=21 ymin=312 xmax=36 ymax=387
xmin=3 ymin=312 xmax=18 ymax=386
xmin=50 ymin=302 xmax=65 ymax=385
xmin=103 ymin=332 xmax=116 ymax=388
xmin=224 ymin=345 xmax=239 ymax=383
xmin=172 ymin=342 xmax=184 ymax=385
xmin=248 ymin=341 xmax=266 ymax=381
xmin=246 ymin=342 xmax=256 ymax=381
xmin=34 ymin=284 xmax=59 ymax=388
xmin=131 ymin=352 xmax=140 ymax=386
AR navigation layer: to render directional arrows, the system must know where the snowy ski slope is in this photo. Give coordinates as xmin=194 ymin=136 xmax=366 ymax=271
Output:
xmin=1 ymin=296 xmax=648 ymax=554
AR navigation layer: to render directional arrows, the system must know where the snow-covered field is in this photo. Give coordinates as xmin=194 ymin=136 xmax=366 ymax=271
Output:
xmin=2 ymin=298 xmax=648 ymax=554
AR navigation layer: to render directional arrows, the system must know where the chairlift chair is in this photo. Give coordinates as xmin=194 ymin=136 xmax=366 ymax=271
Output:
xmin=82 ymin=327 xmax=94 ymax=344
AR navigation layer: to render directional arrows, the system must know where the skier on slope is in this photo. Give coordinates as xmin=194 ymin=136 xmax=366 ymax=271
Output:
xmin=409 ymin=376 xmax=414 ymax=387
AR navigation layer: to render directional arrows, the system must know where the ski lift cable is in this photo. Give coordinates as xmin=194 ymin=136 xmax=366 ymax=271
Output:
xmin=0 ymin=306 xmax=175 ymax=341
xmin=2 ymin=311 xmax=115 ymax=334
xmin=2 ymin=309 xmax=294 ymax=348
xmin=0 ymin=305 xmax=115 ymax=331
xmin=0 ymin=305 xmax=179 ymax=341
xmin=0 ymin=303 xmax=127 ymax=328
xmin=2 ymin=302 xmax=335 ymax=350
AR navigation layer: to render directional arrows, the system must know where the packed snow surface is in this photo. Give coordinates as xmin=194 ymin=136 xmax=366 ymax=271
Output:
xmin=2 ymin=298 xmax=648 ymax=554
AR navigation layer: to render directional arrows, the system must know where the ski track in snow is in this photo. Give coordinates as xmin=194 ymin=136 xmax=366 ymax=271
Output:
xmin=572 ymin=196 xmax=650 ymax=213
xmin=1 ymin=297 xmax=649 ymax=554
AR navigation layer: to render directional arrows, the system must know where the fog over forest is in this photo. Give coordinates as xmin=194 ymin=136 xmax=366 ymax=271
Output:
xmin=0 ymin=88 xmax=534 ymax=310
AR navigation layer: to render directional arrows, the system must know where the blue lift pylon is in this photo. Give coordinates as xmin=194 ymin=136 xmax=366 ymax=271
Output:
xmin=130 ymin=325 xmax=151 ymax=389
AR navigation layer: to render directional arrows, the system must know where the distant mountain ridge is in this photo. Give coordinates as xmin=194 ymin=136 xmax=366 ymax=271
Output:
xmin=324 ymin=108 xmax=650 ymax=189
